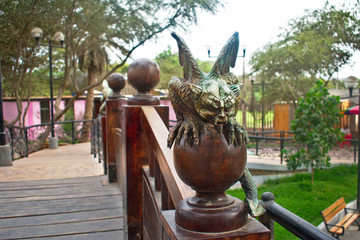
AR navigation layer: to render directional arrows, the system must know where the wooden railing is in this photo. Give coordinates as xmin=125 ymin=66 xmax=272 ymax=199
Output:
xmin=104 ymin=59 xmax=270 ymax=240
xmin=99 ymin=60 xmax=345 ymax=240
xmin=113 ymin=103 xmax=271 ymax=239
xmin=114 ymin=104 xmax=193 ymax=239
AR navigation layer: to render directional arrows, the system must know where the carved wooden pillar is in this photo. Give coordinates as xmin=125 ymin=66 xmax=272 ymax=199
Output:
xmin=105 ymin=73 xmax=126 ymax=183
xmin=121 ymin=58 xmax=162 ymax=240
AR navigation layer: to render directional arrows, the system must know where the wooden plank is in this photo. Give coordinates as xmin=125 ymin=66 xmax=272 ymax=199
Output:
xmin=0 ymin=176 xmax=123 ymax=240
xmin=0 ymin=194 xmax=122 ymax=212
xmin=342 ymin=213 xmax=359 ymax=229
xmin=324 ymin=202 xmax=346 ymax=223
xmin=0 ymin=178 xmax=105 ymax=191
xmin=40 ymin=230 xmax=124 ymax=240
xmin=0 ymin=185 xmax=120 ymax=199
xmin=321 ymin=197 xmax=345 ymax=220
xmin=330 ymin=213 xmax=360 ymax=234
xmin=0 ymin=208 xmax=122 ymax=229
xmin=0 ymin=196 xmax=122 ymax=218
xmin=0 ymin=182 xmax=100 ymax=192
xmin=0 ymin=176 xmax=106 ymax=188
xmin=0 ymin=188 xmax=120 ymax=203
xmin=0 ymin=218 xmax=123 ymax=239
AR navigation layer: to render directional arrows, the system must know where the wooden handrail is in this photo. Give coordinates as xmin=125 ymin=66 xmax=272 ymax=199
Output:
xmin=140 ymin=106 xmax=193 ymax=206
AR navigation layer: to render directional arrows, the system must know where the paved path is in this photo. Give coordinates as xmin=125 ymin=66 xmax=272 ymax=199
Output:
xmin=0 ymin=143 xmax=103 ymax=182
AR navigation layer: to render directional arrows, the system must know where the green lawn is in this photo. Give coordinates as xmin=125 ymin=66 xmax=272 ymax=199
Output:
xmin=227 ymin=164 xmax=358 ymax=239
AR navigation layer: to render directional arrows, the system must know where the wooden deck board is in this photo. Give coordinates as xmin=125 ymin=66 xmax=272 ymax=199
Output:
xmin=39 ymin=230 xmax=124 ymax=240
xmin=0 ymin=176 xmax=124 ymax=240
xmin=0 ymin=189 xmax=120 ymax=203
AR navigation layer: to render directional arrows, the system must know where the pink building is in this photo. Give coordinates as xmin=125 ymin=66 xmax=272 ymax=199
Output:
xmin=3 ymin=96 xmax=176 ymax=127
xmin=3 ymin=96 xmax=88 ymax=126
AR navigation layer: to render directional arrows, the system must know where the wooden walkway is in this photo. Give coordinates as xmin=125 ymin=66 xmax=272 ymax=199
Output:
xmin=0 ymin=175 xmax=124 ymax=239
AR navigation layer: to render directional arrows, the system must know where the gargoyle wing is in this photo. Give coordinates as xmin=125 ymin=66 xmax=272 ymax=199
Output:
xmin=210 ymin=32 xmax=239 ymax=77
xmin=171 ymin=32 xmax=204 ymax=84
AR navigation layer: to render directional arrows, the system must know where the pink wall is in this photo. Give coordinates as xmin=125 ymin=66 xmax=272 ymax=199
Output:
xmin=74 ymin=100 xmax=86 ymax=120
xmin=3 ymin=101 xmax=19 ymax=125
xmin=4 ymin=98 xmax=174 ymax=126
xmin=160 ymin=99 xmax=176 ymax=122
xmin=3 ymin=99 xmax=86 ymax=126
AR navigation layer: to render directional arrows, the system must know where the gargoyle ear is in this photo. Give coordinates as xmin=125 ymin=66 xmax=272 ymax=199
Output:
xmin=190 ymin=84 xmax=202 ymax=99
xmin=230 ymin=84 xmax=243 ymax=98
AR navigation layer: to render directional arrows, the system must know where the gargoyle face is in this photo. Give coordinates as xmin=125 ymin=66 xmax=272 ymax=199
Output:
xmin=190 ymin=79 xmax=242 ymax=125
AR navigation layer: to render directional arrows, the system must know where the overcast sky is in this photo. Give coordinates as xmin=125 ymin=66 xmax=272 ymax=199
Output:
xmin=132 ymin=0 xmax=359 ymax=80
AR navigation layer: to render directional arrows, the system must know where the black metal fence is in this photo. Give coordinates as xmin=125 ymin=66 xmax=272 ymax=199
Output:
xmin=90 ymin=115 xmax=103 ymax=165
xmin=247 ymin=130 xmax=358 ymax=164
xmin=4 ymin=119 xmax=95 ymax=161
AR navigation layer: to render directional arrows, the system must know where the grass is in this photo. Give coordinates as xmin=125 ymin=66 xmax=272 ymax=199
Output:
xmin=236 ymin=110 xmax=274 ymax=128
xmin=227 ymin=164 xmax=358 ymax=239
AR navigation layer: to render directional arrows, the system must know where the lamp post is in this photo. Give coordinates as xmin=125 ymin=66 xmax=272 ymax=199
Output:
xmin=0 ymin=56 xmax=12 ymax=166
xmin=31 ymin=28 xmax=64 ymax=149
xmin=251 ymin=79 xmax=266 ymax=132
xmin=344 ymin=75 xmax=360 ymax=209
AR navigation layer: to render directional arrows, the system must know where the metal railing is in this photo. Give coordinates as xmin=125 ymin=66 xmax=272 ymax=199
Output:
xmin=247 ymin=130 xmax=358 ymax=164
xmin=4 ymin=119 xmax=95 ymax=161
xmin=260 ymin=192 xmax=336 ymax=240
xmin=90 ymin=115 xmax=103 ymax=165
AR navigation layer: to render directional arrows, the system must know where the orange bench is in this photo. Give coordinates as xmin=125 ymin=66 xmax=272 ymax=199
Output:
xmin=320 ymin=197 xmax=360 ymax=239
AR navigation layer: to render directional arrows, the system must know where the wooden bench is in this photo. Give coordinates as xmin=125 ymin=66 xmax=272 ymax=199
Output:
xmin=320 ymin=197 xmax=360 ymax=238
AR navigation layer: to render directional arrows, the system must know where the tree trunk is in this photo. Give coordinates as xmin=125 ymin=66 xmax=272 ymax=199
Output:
xmin=311 ymin=165 xmax=314 ymax=186
xmin=79 ymin=63 xmax=96 ymax=142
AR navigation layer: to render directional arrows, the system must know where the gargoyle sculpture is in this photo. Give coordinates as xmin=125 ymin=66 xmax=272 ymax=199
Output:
xmin=167 ymin=32 xmax=265 ymax=217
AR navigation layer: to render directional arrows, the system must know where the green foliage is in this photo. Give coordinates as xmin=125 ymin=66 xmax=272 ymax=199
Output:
xmin=227 ymin=164 xmax=358 ymax=239
xmin=155 ymin=46 xmax=214 ymax=89
xmin=155 ymin=46 xmax=182 ymax=89
xmin=250 ymin=2 xmax=360 ymax=104
xmin=0 ymin=0 xmax=222 ymax=125
xmin=282 ymin=80 xmax=343 ymax=181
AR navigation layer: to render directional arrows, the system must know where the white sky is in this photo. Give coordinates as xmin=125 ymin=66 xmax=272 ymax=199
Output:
xmin=132 ymin=0 xmax=360 ymax=80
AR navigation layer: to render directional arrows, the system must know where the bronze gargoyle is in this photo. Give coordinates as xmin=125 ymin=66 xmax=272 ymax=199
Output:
xmin=167 ymin=32 xmax=265 ymax=217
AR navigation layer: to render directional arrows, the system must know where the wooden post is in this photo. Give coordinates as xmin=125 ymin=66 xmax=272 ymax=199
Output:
xmin=121 ymin=58 xmax=161 ymax=240
xmin=105 ymin=73 xmax=126 ymax=183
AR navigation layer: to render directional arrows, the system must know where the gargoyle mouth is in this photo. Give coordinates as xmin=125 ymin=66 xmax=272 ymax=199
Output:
xmin=216 ymin=116 xmax=226 ymax=124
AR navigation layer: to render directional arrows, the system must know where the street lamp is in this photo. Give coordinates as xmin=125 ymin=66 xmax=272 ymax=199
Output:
xmin=31 ymin=27 xmax=64 ymax=149
xmin=343 ymin=75 xmax=360 ymax=209
xmin=251 ymin=79 xmax=266 ymax=132
xmin=0 ymin=56 xmax=12 ymax=166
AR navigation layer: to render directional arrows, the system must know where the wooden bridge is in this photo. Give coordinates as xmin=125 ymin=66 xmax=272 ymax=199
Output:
xmin=0 ymin=143 xmax=124 ymax=239
xmin=0 ymin=57 xmax=272 ymax=239
xmin=0 ymin=59 xmax=344 ymax=240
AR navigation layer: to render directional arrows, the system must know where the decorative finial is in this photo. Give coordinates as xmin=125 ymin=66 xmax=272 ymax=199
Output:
xmin=107 ymin=73 xmax=126 ymax=99
xmin=127 ymin=58 xmax=160 ymax=105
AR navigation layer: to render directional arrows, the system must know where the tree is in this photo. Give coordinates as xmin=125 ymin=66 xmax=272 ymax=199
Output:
xmin=0 ymin=0 xmax=222 ymax=137
xmin=250 ymin=2 xmax=360 ymax=106
xmin=282 ymin=80 xmax=343 ymax=185
xmin=0 ymin=0 xmax=61 ymax=126
xmin=155 ymin=46 xmax=213 ymax=89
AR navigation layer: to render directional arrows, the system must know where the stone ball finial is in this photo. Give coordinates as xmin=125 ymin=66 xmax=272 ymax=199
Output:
xmin=127 ymin=58 xmax=160 ymax=94
xmin=107 ymin=73 xmax=126 ymax=98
